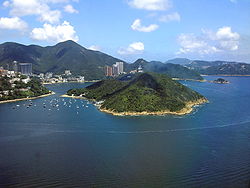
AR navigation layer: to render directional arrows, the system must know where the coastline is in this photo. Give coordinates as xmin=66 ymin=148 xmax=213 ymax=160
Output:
xmin=202 ymin=74 xmax=250 ymax=77
xmin=172 ymin=78 xmax=205 ymax=82
xmin=60 ymin=94 xmax=89 ymax=100
xmin=43 ymin=80 xmax=100 ymax=85
xmin=173 ymin=78 xmax=230 ymax=84
xmin=61 ymin=94 xmax=208 ymax=116
xmin=99 ymin=98 xmax=208 ymax=116
xmin=43 ymin=81 xmax=85 ymax=85
xmin=0 ymin=92 xmax=55 ymax=104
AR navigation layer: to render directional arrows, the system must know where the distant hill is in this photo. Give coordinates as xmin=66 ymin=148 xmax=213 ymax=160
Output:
xmin=2 ymin=40 xmax=246 ymax=79
xmin=0 ymin=40 xmax=125 ymax=80
xmin=126 ymin=59 xmax=203 ymax=80
xmin=124 ymin=58 xmax=148 ymax=72
xmin=166 ymin=58 xmax=191 ymax=65
xmin=145 ymin=61 xmax=203 ymax=80
xmin=186 ymin=60 xmax=238 ymax=70
xmin=182 ymin=60 xmax=250 ymax=75
xmin=67 ymin=73 xmax=207 ymax=115
xmin=199 ymin=63 xmax=250 ymax=75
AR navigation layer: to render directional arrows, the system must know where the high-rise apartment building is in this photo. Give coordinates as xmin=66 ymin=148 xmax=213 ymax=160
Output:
xmin=115 ymin=62 xmax=124 ymax=74
xmin=105 ymin=66 xmax=113 ymax=76
xmin=112 ymin=64 xmax=119 ymax=76
xmin=19 ymin=63 xmax=32 ymax=75
xmin=105 ymin=62 xmax=124 ymax=77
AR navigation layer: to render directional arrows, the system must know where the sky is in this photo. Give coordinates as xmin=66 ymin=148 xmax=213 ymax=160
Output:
xmin=0 ymin=0 xmax=249 ymax=63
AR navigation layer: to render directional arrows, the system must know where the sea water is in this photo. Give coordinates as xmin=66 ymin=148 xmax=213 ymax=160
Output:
xmin=0 ymin=76 xmax=249 ymax=187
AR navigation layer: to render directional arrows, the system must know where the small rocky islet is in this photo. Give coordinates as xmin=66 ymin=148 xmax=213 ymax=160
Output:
xmin=213 ymin=78 xmax=230 ymax=84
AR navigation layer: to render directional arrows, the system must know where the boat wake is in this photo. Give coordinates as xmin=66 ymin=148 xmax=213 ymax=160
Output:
xmin=104 ymin=120 xmax=250 ymax=134
xmin=0 ymin=119 xmax=249 ymax=142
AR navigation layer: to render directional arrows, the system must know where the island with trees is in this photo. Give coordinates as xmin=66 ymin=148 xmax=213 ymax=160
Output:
xmin=66 ymin=73 xmax=208 ymax=116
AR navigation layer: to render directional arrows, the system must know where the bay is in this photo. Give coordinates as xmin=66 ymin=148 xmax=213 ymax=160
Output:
xmin=0 ymin=76 xmax=249 ymax=187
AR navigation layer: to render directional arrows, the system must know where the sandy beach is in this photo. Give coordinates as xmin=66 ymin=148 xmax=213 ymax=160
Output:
xmin=43 ymin=80 xmax=99 ymax=85
xmin=60 ymin=94 xmax=88 ymax=100
xmin=0 ymin=92 xmax=55 ymax=104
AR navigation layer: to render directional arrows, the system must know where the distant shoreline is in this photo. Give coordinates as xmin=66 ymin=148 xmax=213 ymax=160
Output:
xmin=201 ymin=74 xmax=250 ymax=77
xmin=60 ymin=94 xmax=88 ymax=100
xmin=61 ymin=94 xmax=208 ymax=116
xmin=43 ymin=80 xmax=100 ymax=85
xmin=172 ymin=78 xmax=205 ymax=82
xmin=0 ymin=92 xmax=55 ymax=104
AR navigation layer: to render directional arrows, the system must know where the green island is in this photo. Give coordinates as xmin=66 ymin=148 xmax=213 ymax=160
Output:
xmin=0 ymin=76 xmax=52 ymax=103
xmin=66 ymin=72 xmax=208 ymax=116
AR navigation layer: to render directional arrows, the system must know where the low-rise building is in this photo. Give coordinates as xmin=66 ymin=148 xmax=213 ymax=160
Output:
xmin=22 ymin=77 xmax=31 ymax=84
xmin=0 ymin=67 xmax=8 ymax=76
xmin=9 ymin=78 xmax=21 ymax=83
xmin=45 ymin=72 xmax=53 ymax=79
xmin=65 ymin=70 xmax=72 ymax=76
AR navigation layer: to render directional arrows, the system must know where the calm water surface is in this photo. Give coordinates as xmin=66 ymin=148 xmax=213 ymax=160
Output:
xmin=0 ymin=76 xmax=249 ymax=187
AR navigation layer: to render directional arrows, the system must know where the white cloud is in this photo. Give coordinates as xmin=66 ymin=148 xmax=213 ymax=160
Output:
xmin=215 ymin=27 xmax=240 ymax=50
xmin=177 ymin=34 xmax=218 ymax=55
xmin=3 ymin=1 xmax=10 ymax=7
xmin=88 ymin=45 xmax=101 ymax=51
xmin=118 ymin=42 xmax=144 ymax=55
xmin=230 ymin=0 xmax=237 ymax=3
xmin=177 ymin=27 xmax=240 ymax=55
xmin=159 ymin=12 xmax=180 ymax=22
xmin=128 ymin=0 xmax=171 ymax=11
xmin=64 ymin=4 xmax=78 ymax=13
xmin=2 ymin=0 xmax=63 ymax=23
xmin=131 ymin=19 xmax=158 ymax=32
xmin=31 ymin=0 xmax=75 ymax=4
xmin=39 ymin=10 xmax=61 ymax=23
xmin=0 ymin=17 xmax=28 ymax=30
xmin=45 ymin=0 xmax=70 ymax=3
xmin=216 ymin=27 xmax=240 ymax=40
xmin=30 ymin=21 xmax=79 ymax=43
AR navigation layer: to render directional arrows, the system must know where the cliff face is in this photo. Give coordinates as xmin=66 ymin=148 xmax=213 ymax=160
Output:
xmin=67 ymin=73 xmax=208 ymax=115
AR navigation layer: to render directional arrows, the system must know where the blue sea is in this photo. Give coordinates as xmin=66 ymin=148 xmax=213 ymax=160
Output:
xmin=0 ymin=76 xmax=249 ymax=187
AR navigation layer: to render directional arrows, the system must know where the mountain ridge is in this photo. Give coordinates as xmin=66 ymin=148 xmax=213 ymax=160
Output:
xmin=0 ymin=40 xmax=125 ymax=80
xmin=1 ymin=40 xmax=248 ymax=79
xmin=126 ymin=58 xmax=203 ymax=80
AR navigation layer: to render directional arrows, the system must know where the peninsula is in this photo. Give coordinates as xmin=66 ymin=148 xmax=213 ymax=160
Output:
xmin=0 ymin=76 xmax=52 ymax=103
xmin=66 ymin=73 xmax=208 ymax=116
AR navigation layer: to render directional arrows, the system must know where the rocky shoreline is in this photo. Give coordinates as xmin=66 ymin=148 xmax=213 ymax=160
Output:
xmin=99 ymin=98 xmax=208 ymax=116
xmin=61 ymin=94 xmax=208 ymax=116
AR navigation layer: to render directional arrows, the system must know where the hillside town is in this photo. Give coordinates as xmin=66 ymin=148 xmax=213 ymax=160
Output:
xmin=105 ymin=62 xmax=143 ymax=77
xmin=0 ymin=61 xmax=85 ymax=84
xmin=1 ymin=60 xmax=144 ymax=86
